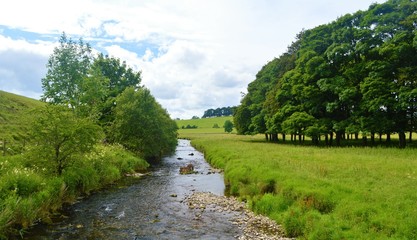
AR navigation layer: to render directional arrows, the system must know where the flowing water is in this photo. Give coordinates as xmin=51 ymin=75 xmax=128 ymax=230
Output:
xmin=25 ymin=139 xmax=242 ymax=239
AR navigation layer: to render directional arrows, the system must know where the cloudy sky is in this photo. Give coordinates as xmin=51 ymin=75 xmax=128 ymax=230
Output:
xmin=0 ymin=0 xmax=386 ymax=119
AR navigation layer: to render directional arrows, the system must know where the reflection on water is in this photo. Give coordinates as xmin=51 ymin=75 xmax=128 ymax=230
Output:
xmin=25 ymin=139 xmax=241 ymax=240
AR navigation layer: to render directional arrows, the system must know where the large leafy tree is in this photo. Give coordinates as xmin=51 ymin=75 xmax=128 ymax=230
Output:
xmin=111 ymin=87 xmax=177 ymax=159
xmin=41 ymin=32 xmax=93 ymax=110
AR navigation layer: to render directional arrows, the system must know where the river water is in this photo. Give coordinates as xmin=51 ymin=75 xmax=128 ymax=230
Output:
xmin=25 ymin=139 xmax=242 ymax=240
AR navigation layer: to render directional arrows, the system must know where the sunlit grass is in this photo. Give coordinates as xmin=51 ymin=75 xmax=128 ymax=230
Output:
xmin=181 ymin=132 xmax=417 ymax=239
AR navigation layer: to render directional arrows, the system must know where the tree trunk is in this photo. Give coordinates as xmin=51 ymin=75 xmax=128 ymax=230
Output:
xmin=335 ymin=131 xmax=342 ymax=146
xmin=265 ymin=133 xmax=269 ymax=141
xmin=272 ymin=133 xmax=278 ymax=142
xmin=370 ymin=132 xmax=375 ymax=146
xmin=409 ymin=132 xmax=412 ymax=143
xmin=399 ymin=132 xmax=406 ymax=148
xmin=282 ymin=134 xmax=286 ymax=142
xmin=386 ymin=133 xmax=391 ymax=143
xmin=325 ymin=134 xmax=329 ymax=146
xmin=329 ymin=132 xmax=334 ymax=146
xmin=362 ymin=136 xmax=367 ymax=146
xmin=355 ymin=133 xmax=359 ymax=140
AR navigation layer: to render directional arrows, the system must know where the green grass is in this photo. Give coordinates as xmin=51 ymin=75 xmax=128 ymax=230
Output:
xmin=0 ymin=91 xmax=44 ymax=155
xmin=181 ymin=132 xmax=417 ymax=239
xmin=176 ymin=116 xmax=234 ymax=134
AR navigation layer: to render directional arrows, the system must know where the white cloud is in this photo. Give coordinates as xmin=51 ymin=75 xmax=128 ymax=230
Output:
xmin=0 ymin=0 xmax=387 ymax=118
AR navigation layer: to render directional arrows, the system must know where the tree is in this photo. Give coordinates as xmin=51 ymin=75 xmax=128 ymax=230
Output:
xmin=77 ymin=64 xmax=109 ymax=119
xmin=282 ymin=112 xmax=316 ymax=143
xmin=111 ymin=87 xmax=177 ymax=159
xmin=29 ymin=105 xmax=103 ymax=175
xmin=41 ymin=32 xmax=93 ymax=110
xmin=92 ymin=54 xmax=142 ymax=128
xmin=224 ymin=120 xmax=234 ymax=133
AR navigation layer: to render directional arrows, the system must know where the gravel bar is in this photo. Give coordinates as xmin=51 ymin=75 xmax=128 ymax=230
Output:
xmin=184 ymin=192 xmax=294 ymax=240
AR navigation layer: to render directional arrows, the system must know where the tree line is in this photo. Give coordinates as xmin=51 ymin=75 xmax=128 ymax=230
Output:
xmin=234 ymin=0 xmax=417 ymax=148
xmin=202 ymin=106 xmax=236 ymax=118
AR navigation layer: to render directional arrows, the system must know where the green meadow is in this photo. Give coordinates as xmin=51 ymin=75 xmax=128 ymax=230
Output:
xmin=176 ymin=116 xmax=234 ymax=134
xmin=178 ymin=118 xmax=417 ymax=239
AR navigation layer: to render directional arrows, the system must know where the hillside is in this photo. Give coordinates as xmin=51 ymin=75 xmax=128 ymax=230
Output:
xmin=176 ymin=116 xmax=233 ymax=134
xmin=0 ymin=90 xmax=44 ymax=141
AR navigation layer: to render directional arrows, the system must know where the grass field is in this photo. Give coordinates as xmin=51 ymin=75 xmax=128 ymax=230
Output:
xmin=176 ymin=116 xmax=234 ymax=134
xmin=178 ymin=119 xmax=417 ymax=239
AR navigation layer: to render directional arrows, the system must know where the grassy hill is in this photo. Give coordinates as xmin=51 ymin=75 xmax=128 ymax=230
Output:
xmin=0 ymin=90 xmax=44 ymax=149
xmin=176 ymin=116 xmax=234 ymax=134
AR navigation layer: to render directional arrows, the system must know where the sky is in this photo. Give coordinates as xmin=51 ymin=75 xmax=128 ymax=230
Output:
xmin=0 ymin=0 xmax=387 ymax=119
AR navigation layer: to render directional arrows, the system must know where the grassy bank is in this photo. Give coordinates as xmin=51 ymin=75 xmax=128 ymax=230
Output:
xmin=180 ymin=131 xmax=417 ymax=239
xmin=0 ymin=144 xmax=148 ymax=238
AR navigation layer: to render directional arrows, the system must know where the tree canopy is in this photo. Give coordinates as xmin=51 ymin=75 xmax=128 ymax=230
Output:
xmin=234 ymin=0 xmax=417 ymax=148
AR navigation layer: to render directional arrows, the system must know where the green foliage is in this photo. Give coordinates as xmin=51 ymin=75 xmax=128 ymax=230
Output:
xmin=202 ymin=106 xmax=236 ymax=118
xmin=28 ymin=105 xmax=104 ymax=175
xmin=41 ymin=32 xmax=93 ymax=109
xmin=235 ymin=0 xmax=417 ymax=148
xmin=92 ymin=53 xmax=142 ymax=128
xmin=223 ymin=120 xmax=234 ymax=133
xmin=111 ymin=87 xmax=178 ymax=159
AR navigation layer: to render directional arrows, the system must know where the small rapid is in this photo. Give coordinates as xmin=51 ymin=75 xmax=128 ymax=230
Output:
xmin=25 ymin=139 xmax=242 ymax=240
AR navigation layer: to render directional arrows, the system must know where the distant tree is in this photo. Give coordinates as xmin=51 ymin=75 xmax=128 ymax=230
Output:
xmin=213 ymin=123 xmax=220 ymax=128
xmin=29 ymin=105 xmax=103 ymax=175
xmin=192 ymin=116 xmax=200 ymax=119
xmin=202 ymin=106 xmax=236 ymax=118
xmin=224 ymin=120 xmax=234 ymax=133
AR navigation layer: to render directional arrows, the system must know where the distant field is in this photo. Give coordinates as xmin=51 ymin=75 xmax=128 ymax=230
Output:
xmin=176 ymin=116 xmax=234 ymax=134
xmin=181 ymin=131 xmax=417 ymax=239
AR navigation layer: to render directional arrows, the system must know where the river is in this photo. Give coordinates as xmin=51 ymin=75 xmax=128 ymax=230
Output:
xmin=25 ymin=139 xmax=242 ymax=239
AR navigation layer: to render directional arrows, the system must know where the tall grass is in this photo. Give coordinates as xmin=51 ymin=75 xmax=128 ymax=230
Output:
xmin=0 ymin=144 xmax=148 ymax=239
xmin=183 ymin=132 xmax=417 ymax=239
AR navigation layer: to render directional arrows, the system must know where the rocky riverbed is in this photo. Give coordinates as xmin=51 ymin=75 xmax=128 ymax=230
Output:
xmin=184 ymin=192 xmax=293 ymax=240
